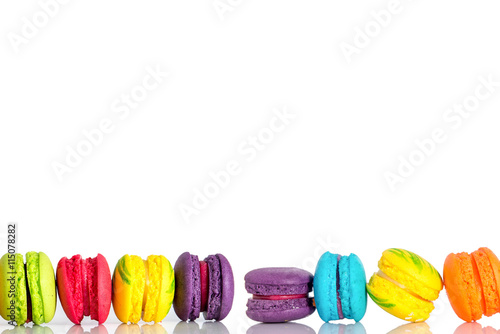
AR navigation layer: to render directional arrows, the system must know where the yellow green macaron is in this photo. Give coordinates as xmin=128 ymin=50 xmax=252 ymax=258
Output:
xmin=0 ymin=252 xmax=57 ymax=325
xmin=366 ymin=248 xmax=443 ymax=322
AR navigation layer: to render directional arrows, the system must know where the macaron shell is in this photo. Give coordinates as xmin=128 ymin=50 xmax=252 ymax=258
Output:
xmin=173 ymin=252 xmax=201 ymax=321
xmin=346 ymin=254 xmax=367 ymax=322
xmin=245 ymin=267 xmax=313 ymax=293
xmin=0 ymin=253 xmax=28 ymax=324
xmin=95 ymin=254 xmax=112 ymax=323
xmin=367 ymin=273 xmax=434 ymax=322
xmin=443 ymin=252 xmax=484 ymax=322
xmin=246 ymin=298 xmax=315 ymax=323
xmin=156 ymin=255 xmax=175 ymax=322
xmin=215 ymin=254 xmax=234 ymax=321
xmin=380 ymin=249 xmax=442 ymax=301
xmin=142 ymin=255 xmax=175 ymax=323
xmin=314 ymin=252 xmax=340 ymax=321
xmin=57 ymin=255 xmax=84 ymax=324
xmin=471 ymin=249 xmax=500 ymax=316
xmin=26 ymin=252 xmax=56 ymax=325
xmin=204 ymin=255 xmax=222 ymax=320
xmin=481 ymin=247 xmax=500 ymax=298
xmin=112 ymin=255 xmax=134 ymax=323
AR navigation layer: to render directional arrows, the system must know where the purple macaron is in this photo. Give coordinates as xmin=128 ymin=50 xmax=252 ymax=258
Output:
xmin=245 ymin=267 xmax=315 ymax=323
xmin=173 ymin=252 xmax=234 ymax=321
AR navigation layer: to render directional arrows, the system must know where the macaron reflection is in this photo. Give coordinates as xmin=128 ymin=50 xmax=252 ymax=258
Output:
xmin=173 ymin=321 xmax=229 ymax=334
xmin=115 ymin=324 xmax=167 ymax=334
xmin=1 ymin=326 xmax=54 ymax=334
xmin=454 ymin=322 xmax=500 ymax=334
xmin=247 ymin=323 xmax=315 ymax=334
xmin=387 ymin=323 xmax=432 ymax=334
xmin=319 ymin=323 xmax=366 ymax=334
xmin=69 ymin=325 xmax=109 ymax=334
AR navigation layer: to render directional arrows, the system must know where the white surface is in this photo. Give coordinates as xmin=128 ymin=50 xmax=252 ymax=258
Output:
xmin=2 ymin=0 xmax=500 ymax=332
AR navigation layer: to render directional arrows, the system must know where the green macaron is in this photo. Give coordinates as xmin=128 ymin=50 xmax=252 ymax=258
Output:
xmin=0 ymin=252 xmax=56 ymax=325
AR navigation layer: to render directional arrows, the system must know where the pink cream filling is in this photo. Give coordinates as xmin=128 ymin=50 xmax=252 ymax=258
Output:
xmin=200 ymin=261 xmax=209 ymax=312
xmin=336 ymin=254 xmax=344 ymax=319
xmin=252 ymin=294 xmax=308 ymax=301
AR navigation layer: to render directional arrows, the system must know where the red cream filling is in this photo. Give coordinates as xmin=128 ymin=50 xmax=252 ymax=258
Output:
xmin=200 ymin=261 xmax=209 ymax=312
xmin=252 ymin=294 xmax=308 ymax=301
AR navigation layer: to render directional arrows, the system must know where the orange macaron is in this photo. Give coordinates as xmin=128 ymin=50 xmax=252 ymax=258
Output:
xmin=443 ymin=247 xmax=500 ymax=322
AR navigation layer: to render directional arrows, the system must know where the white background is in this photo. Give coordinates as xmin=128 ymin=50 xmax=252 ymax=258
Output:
xmin=1 ymin=0 xmax=500 ymax=333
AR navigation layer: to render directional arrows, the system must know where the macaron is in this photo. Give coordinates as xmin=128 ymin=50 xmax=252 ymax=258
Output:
xmin=173 ymin=252 xmax=234 ymax=321
xmin=57 ymin=254 xmax=112 ymax=324
xmin=443 ymin=247 xmax=500 ymax=322
xmin=0 ymin=252 xmax=56 ymax=325
xmin=244 ymin=267 xmax=315 ymax=323
xmin=367 ymin=248 xmax=443 ymax=322
xmin=112 ymin=254 xmax=175 ymax=323
xmin=314 ymin=252 xmax=367 ymax=322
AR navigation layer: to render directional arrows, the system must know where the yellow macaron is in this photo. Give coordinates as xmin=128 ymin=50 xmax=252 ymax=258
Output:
xmin=112 ymin=255 xmax=175 ymax=323
xmin=367 ymin=248 xmax=443 ymax=322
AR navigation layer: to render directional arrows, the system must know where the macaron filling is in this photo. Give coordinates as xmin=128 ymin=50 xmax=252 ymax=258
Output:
xmin=252 ymin=293 xmax=308 ymax=300
xmin=336 ymin=255 xmax=344 ymax=319
xmin=200 ymin=261 xmax=209 ymax=312
xmin=25 ymin=263 xmax=33 ymax=324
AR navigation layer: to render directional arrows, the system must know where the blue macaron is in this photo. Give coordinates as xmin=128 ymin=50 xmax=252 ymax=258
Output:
xmin=314 ymin=252 xmax=367 ymax=322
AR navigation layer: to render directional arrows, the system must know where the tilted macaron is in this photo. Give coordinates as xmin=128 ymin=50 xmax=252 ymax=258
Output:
xmin=367 ymin=248 xmax=443 ymax=322
xmin=443 ymin=247 xmax=500 ymax=322
xmin=57 ymin=254 xmax=112 ymax=324
xmin=173 ymin=252 xmax=234 ymax=321
xmin=0 ymin=252 xmax=56 ymax=325
xmin=112 ymin=254 xmax=175 ymax=323
xmin=244 ymin=267 xmax=315 ymax=323
xmin=314 ymin=252 xmax=367 ymax=322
